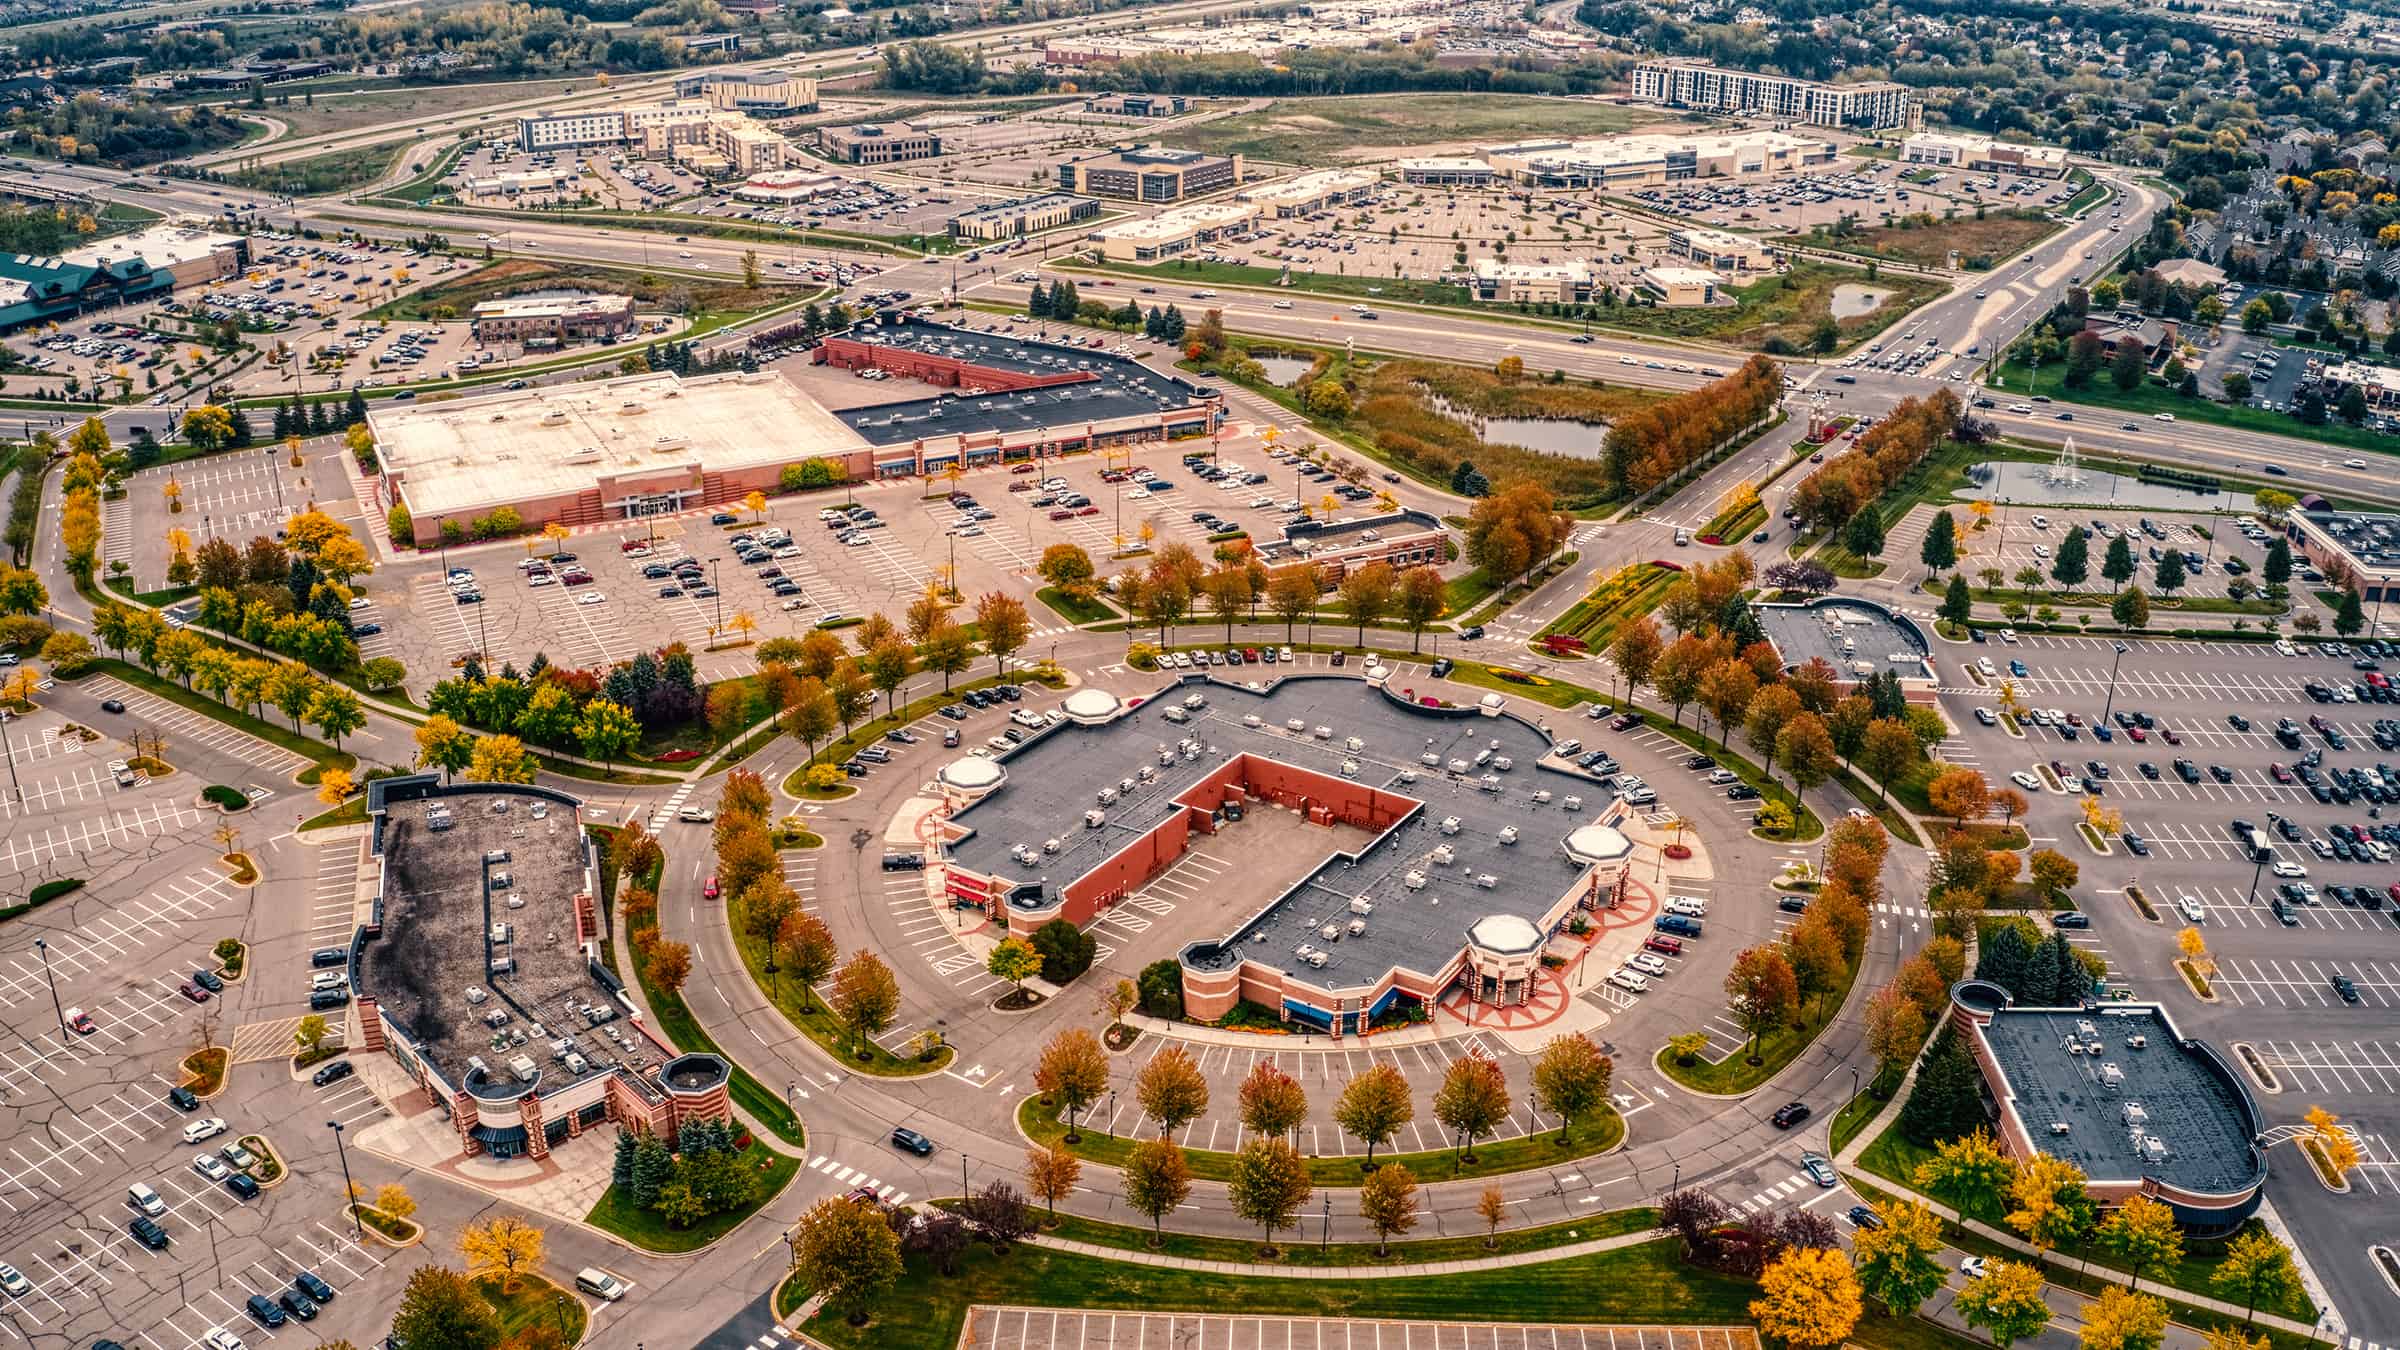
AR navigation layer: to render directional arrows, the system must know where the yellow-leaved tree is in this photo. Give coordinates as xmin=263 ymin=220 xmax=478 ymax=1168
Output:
xmin=1748 ymin=1246 xmax=1863 ymax=1350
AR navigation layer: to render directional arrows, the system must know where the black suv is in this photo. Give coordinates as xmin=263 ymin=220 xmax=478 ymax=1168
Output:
xmin=1769 ymin=1101 xmax=1811 ymax=1128
xmin=891 ymin=1126 xmax=935 ymax=1156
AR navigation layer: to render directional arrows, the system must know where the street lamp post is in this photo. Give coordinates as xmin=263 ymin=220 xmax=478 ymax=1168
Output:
xmin=328 ymin=1119 xmax=361 ymax=1238
xmin=2098 ymin=640 xmax=2130 ymax=729
xmin=709 ymin=557 xmax=724 ymax=638
xmin=34 ymin=938 xmax=64 ymax=1038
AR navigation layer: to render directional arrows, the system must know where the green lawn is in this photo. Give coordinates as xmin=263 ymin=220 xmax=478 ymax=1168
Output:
xmin=1657 ymin=963 xmax=1859 ymax=1094
xmin=582 ymin=1143 xmax=800 ymax=1253
xmin=1032 ymin=1206 xmax=1658 ymax=1266
xmin=1173 ymin=94 xmax=1663 ymax=164
xmin=1855 ymin=1119 xmax=1942 ymax=1194
xmin=222 ymin=142 xmax=405 ymax=196
xmin=1036 ymin=586 xmax=1116 ymax=625
xmin=727 ymin=888 xmax=955 ymax=1078
xmin=1020 ymin=1092 xmax=1622 ymax=1187
xmin=1830 ymin=1083 xmax=1895 ymax=1157
xmin=1992 ymin=355 xmax=2400 ymax=458
xmin=792 ymin=1236 xmax=1756 ymax=1349
xmin=474 ymin=1272 xmax=589 ymax=1346
xmin=1919 ymin=576 xmax=2285 ymax=617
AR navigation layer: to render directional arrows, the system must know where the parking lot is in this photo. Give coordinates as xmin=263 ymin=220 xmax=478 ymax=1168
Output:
xmin=1937 ymin=629 xmax=2400 ymax=1315
xmin=957 ymin=1311 xmax=1764 ymax=1350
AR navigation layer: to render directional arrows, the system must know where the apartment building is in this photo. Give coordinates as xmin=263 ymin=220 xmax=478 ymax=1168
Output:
xmin=1629 ymin=58 xmax=1920 ymax=129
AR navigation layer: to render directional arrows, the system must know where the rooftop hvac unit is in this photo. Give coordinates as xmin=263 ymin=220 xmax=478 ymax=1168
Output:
xmin=1564 ymin=795 xmax=1583 ymax=812
xmin=563 ymin=1052 xmax=589 ymax=1075
xmin=1138 ymin=764 xmax=1157 ymax=781
xmin=1432 ymin=844 xmax=1457 ymax=865
xmin=1348 ymin=918 xmax=1367 ymax=936
xmin=1320 ymin=923 xmax=1340 ymax=941
xmin=2050 ymin=1121 xmax=2071 ymax=1136
xmin=1314 ymin=725 xmax=1333 ymax=739
xmin=1439 ymin=817 xmax=1462 ymax=836
xmin=1012 ymin=844 xmax=1040 ymax=866
xmin=2064 ymin=1041 xmax=2084 ymax=1055
xmin=550 ymin=1038 xmax=575 ymax=1059
xmin=2123 ymin=1104 xmax=2150 ymax=1127
xmin=1184 ymin=692 xmax=1206 ymax=708
xmin=1399 ymin=769 xmax=1419 ymax=784
xmin=464 ymin=986 xmax=489 ymax=1005
xmin=489 ymin=956 xmax=515 ymax=974
xmin=1493 ymin=756 xmax=1514 ymax=772
xmin=490 ymin=923 xmax=512 ymax=944
xmin=1305 ymin=949 xmax=1329 ymax=968
xmin=509 ymin=1053 xmax=539 ymax=1082
xmin=1420 ymin=752 xmax=1442 ymax=767
xmin=1085 ymin=809 xmax=1107 ymax=829
xmin=1286 ymin=718 xmax=1308 ymax=732
xmin=2098 ymin=1063 xmax=2126 ymax=1088
xmin=1341 ymin=759 xmax=1360 ymax=777
xmin=1473 ymin=873 xmax=1497 ymax=889
xmin=1533 ymin=790 xmax=1552 ymax=805
xmin=467 ymin=1054 xmax=490 ymax=1079
xmin=1119 ymin=778 xmax=1136 ymax=794
xmin=1043 ymin=838 xmax=1061 ymax=854
xmin=1404 ymin=870 xmax=1428 ymax=890
xmin=1448 ymin=759 xmax=1470 ymax=774
xmin=1294 ymin=943 xmax=1316 ymax=960
xmin=427 ymin=813 xmax=455 ymax=832
xmin=1499 ymin=827 xmax=1520 ymax=845
xmin=1480 ymin=775 xmax=1502 ymax=793
xmin=585 ymin=1004 xmax=615 ymax=1026
xmin=1350 ymin=897 xmax=1374 ymax=915
xmin=2127 ymin=1035 xmax=2147 ymax=1050
xmin=483 ymin=1009 xmax=510 ymax=1029
xmin=488 ymin=872 xmax=513 ymax=889
xmin=2076 ymin=1020 xmax=2099 ymax=1037
xmin=505 ymin=893 xmax=525 ymax=909
xmin=1346 ymin=736 xmax=1365 ymax=752
xmin=2140 ymin=1134 xmax=2171 ymax=1164
xmin=1243 ymin=714 xmax=1264 ymax=729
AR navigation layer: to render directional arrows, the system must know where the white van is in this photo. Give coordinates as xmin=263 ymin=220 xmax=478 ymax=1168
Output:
xmin=574 ymin=1268 xmax=632 ymax=1301
xmin=128 ymin=1182 xmax=166 ymax=1216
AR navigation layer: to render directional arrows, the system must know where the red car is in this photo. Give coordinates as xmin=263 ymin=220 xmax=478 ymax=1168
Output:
xmin=2161 ymin=728 xmax=2183 ymax=745
xmin=178 ymin=981 xmax=211 ymax=1004
xmin=1644 ymin=935 xmax=1684 ymax=956
xmin=2272 ymin=764 xmax=2295 ymax=784
xmin=1075 ymin=506 xmax=1101 ymax=517
xmin=2127 ymin=727 xmax=2147 ymax=742
xmin=1048 ymin=509 xmax=1076 ymax=521
xmin=703 ymin=876 xmax=720 ymax=900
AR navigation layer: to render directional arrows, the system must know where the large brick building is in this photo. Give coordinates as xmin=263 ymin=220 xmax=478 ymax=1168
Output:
xmin=1057 ymin=145 xmax=1243 ymax=202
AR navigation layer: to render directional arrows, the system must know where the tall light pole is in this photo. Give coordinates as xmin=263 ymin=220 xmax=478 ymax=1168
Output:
xmin=709 ymin=557 xmax=724 ymax=638
xmin=2098 ymin=640 xmax=2130 ymax=730
xmin=329 ymin=1119 xmax=361 ymax=1238
xmin=33 ymin=938 xmax=63 ymax=1038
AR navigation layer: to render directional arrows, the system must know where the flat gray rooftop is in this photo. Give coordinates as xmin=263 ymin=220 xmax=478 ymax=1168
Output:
xmin=841 ymin=318 xmax=1213 ymax=448
xmin=365 ymin=788 xmax=643 ymax=1097
xmin=2303 ymin=510 xmax=2400 ymax=571
xmin=947 ymin=673 xmax=1598 ymax=991
xmin=1756 ymin=598 xmax=1933 ymax=683
xmin=1981 ymin=1004 xmax=2263 ymax=1196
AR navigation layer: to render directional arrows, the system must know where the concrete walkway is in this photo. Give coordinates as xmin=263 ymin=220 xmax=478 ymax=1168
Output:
xmin=1014 ymin=1224 xmax=1666 ymax=1281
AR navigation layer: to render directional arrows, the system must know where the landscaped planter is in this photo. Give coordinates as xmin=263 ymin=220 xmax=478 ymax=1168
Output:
xmin=238 ymin=1133 xmax=288 ymax=1188
xmin=218 ymin=853 xmax=258 ymax=886
xmin=1662 ymin=844 xmax=1693 ymax=860
xmin=346 ymin=1204 xmax=424 ymax=1248
xmin=182 ymin=1046 xmax=230 ymax=1100
xmin=201 ymin=784 xmax=250 ymax=812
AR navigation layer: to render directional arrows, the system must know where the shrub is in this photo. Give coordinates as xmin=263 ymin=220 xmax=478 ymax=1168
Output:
xmin=1030 ymin=918 xmax=1096 ymax=984
xmin=202 ymin=785 xmax=248 ymax=811
xmin=27 ymin=878 xmax=82 ymax=905
xmin=1137 ymin=958 xmax=1183 ymax=1019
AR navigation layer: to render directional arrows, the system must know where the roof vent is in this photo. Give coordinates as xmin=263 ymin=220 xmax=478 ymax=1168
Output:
xmin=1498 ymin=826 xmax=1520 ymax=845
xmin=1404 ymin=870 xmax=1428 ymax=890
xmin=1473 ymin=873 xmax=1497 ymax=889
xmin=2050 ymin=1121 xmax=2071 ymax=1136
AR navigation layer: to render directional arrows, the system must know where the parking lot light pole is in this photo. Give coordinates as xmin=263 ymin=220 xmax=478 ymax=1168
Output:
xmin=2098 ymin=641 xmax=2130 ymax=729
xmin=34 ymin=939 xmax=63 ymax=1038
xmin=709 ymin=558 xmax=724 ymax=637
xmin=329 ymin=1120 xmax=361 ymax=1238
xmin=2246 ymin=850 xmax=2269 ymax=912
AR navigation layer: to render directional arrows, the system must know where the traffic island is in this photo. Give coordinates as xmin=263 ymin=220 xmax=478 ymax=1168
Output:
xmin=202 ymin=784 xmax=248 ymax=812
xmin=181 ymin=1047 xmax=229 ymax=1099
xmin=345 ymin=1202 xmax=424 ymax=1248
xmin=237 ymin=1133 xmax=287 ymax=1187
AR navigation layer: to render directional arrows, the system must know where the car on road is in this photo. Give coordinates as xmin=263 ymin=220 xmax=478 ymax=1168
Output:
xmin=1801 ymin=1152 xmax=1836 ymax=1187
xmin=1846 ymin=1205 xmax=1883 ymax=1230
xmin=703 ymin=876 xmax=720 ymax=899
xmin=1770 ymin=1101 xmax=1811 ymax=1129
xmin=100 ymin=698 xmax=125 ymax=713
xmin=2009 ymin=770 xmax=2042 ymax=791
xmin=1960 ymin=1257 xmax=1989 ymax=1280
xmin=2177 ymin=895 xmax=2207 ymax=923
xmin=183 ymin=1117 xmax=228 ymax=1144
xmin=2272 ymin=860 xmax=2308 ymax=878
xmin=677 ymin=807 xmax=714 ymax=824
xmin=891 ymin=1126 xmax=936 ymax=1156
xmin=1975 ymin=708 xmax=1997 ymax=725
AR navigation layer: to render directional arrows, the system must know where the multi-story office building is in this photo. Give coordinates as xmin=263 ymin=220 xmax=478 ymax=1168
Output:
xmin=816 ymin=123 xmax=943 ymax=164
xmin=1629 ymin=58 xmax=1919 ymax=129
xmin=1057 ymin=146 xmax=1243 ymax=202
xmin=948 ymin=193 xmax=1102 ymax=242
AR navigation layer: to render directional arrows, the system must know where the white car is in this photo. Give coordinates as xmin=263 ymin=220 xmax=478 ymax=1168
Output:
xmin=577 ymin=593 xmax=605 ymax=605
xmin=1627 ymin=952 xmax=1669 ymax=976
xmin=192 ymin=1154 xmax=231 ymax=1182
xmin=1999 ymin=628 xmax=2019 ymax=644
xmin=182 ymin=1117 xmax=229 ymax=1144
xmin=2271 ymin=859 xmax=2307 ymax=878
xmin=1607 ymin=968 xmax=1649 ymax=994
xmin=2177 ymin=896 xmax=2207 ymax=923
xmin=204 ymin=1330 xmax=247 ymax=1350
xmin=1126 ymin=488 xmax=1149 ymax=500
xmin=2010 ymin=770 xmax=2043 ymax=791
xmin=1976 ymin=657 xmax=1997 ymax=677
xmin=1272 ymin=299 xmax=1293 ymax=309
xmin=1960 ymin=1257 xmax=1989 ymax=1281
xmin=0 ymin=1263 xmax=28 ymax=1297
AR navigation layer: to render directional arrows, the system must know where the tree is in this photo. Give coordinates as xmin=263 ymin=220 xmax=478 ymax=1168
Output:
xmin=1864 ymin=986 xmax=1928 ymax=1078
xmin=2336 ymin=588 xmax=2366 ymax=637
xmin=1954 ymin=1258 xmax=2052 ymax=1349
xmin=1025 ymin=1142 xmax=1080 ymax=1223
xmin=1859 ymin=718 xmax=1918 ymax=804
xmin=1912 ymin=1126 xmax=2014 ymax=1221
xmin=1461 ymin=478 xmax=1568 ymax=583
xmin=1777 ymin=713 xmax=1837 ymax=797
xmin=975 ymin=590 xmax=1033 ymax=677
xmin=413 ymin=714 xmax=474 ymax=781
xmin=390 ymin=1266 xmax=500 ymax=1350
xmin=1925 ymin=765 xmax=1992 ymax=826
xmin=1725 ymin=946 xmax=1799 ymax=1062
xmin=790 ymin=1193 xmax=903 ymax=1326
xmin=1609 ymin=615 xmax=1663 ymax=702
xmin=293 ymin=1013 xmax=330 ymax=1054
xmin=1337 ymin=560 xmax=1397 ymax=645
xmin=1135 ymin=1045 xmax=1209 ymax=1140
xmin=644 ymin=938 xmax=693 ymax=995
xmin=1237 ymin=1061 xmax=1308 ymax=1138
xmin=1432 ymin=1053 xmax=1509 ymax=1162
xmin=2307 ymin=1103 xmax=2362 ymax=1181
xmin=987 ymin=936 xmax=1041 ymax=1000
xmin=1357 ymin=1161 xmax=1419 ymax=1256
xmin=1941 ymin=573 xmax=1974 ymax=625
xmin=1227 ymin=1137 xmax=1311 ymax=1253
xmin=963 ymin=1180 xmax=1034 ymax=1252
xmin=2052 ymin=527 xmax=2090 ymax=589
xmin=1842 ymin=510 xmax=1886 ymax=560
xmin=2080 ymin=1286 xmax=2169 ymax=1350
xmin=1034 ymin=1028 xmax=1110 ymax=1142
xmin=1530 ymin=1032 xmax=1612 ymax=1143
xmin=1697 ymin=658 xmax=1758 ymax=749
xmin=1028 ymin=918 xmax=1096 ymax=984
xmin=2113 ymin=585 xmax=2151 ymax=631
xmin=1122 ymin=1138 xmax=1191 ymax=1245
xmin=1743 ymin=684 xmax=1802 ymax=783
xmin=1038 ymin=543 xmax=1097 ymax=600
xmin=2095 ymin=1194 xmax=2184 ymax=1292
xmin=1750 ymin=1247 xmax=1863 ymax=1350
xmin=1333 ymin=1062 xmax=1413 ymax=1166
xmin=830 ymin=951 xmax=900 ymax=1057
xmin=918 ymin=620 xmax=975 ymax=691
xmin=376 ymin=1182 xmax=416 ymax=1221
xmin=1395 ymin=565 xmax=1446 ymax=653
xmin=573 ymin=698 xmax=640 ymax=771
xmin=459 ymin=1214 xmax=544 ymax=1292
xmin=1266 ymin=565 xmax=1320 ymax=640
xmin=2028 ymin=848 xmax=2079 ymax=899
xmin=1851 ymin=1198 xmax=1947 ymax=1315
xmin=466 ymin=733 xmax=535 ymax=784
xmin=2006 ymin=1152 xmax=2094 ymax=1252
xmin=2263 ymin=537 xmax=2292 ymax=585
xmin=2102 ymin=534 xmax=2137 ymax=591
xmin=2155 ymin=548 xmax=2186 ymax=597
xmin=2211 ymin=1227 xmax=2301 ymax=1326
xmin=2110 ymin=340 xmax=2148 ymax=391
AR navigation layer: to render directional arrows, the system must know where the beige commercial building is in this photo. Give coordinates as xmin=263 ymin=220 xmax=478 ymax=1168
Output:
xmin=58 ymin=225 xmax=245 ymax=289
xmin=1666 ymin=225 xmax=1774 ymax=273
xmin=816 ymin=122 xmax=943 ymax=164
xmin=1637 ymin=267 xmax=1725 ymax=306
xmin=1901 ymin=131 xmax=2068 ymax=178
xmin=1469 ymin=259 xmax=1598 ymax=304
xmin=366 ymin=370 xmax=870 ymax=544
xmin=518 ymin=100 xmax=795 ymax=175
xmin=677 ymin=69 xmax=820 ymax=116
xmin=1089 ymin=201 xmax=1259 ymax=261
xmin=1630 ymin=58 xmax=1919 ymax=130
xmin=1482 ymin=129 xmax=1836 ymax=189
xmin=1236 ymin=169 xmax=1380 ymax=218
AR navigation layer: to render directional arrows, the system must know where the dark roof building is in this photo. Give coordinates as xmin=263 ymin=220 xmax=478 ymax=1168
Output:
xmin=1755 ymin=597 xmax=1937 ymax=703
xmin=1950 ymin=982 xmax=2267 ymax=1235
xmin=933 ymin=672 xmax=1637 ymax=1036
xmin=0 ymin=251 xmax=173 ymax=334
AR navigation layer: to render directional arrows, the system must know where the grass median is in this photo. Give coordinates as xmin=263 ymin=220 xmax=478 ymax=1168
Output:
xmin=1031 ymin=1206 xmax=1659 ymax=1266
xmin=1657 ymin=959 xmax=1860 ymax=1095
xmin=1018 ymin=1092 xmax=1621 ymax=1187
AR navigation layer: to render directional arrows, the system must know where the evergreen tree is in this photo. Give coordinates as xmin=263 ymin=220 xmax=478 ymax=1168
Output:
xmin=1843 ymin=510 xmax=1886 ymax=559
xmin=1450 ymin=460 xmax=1489 ymax=497
xmin=2263 ymin=537 xmax=2292 ymax=585
xmin=1941 ymin=572 xmax=1974 ymax=625
xmin=1028 ymin=284 xmax=1050 ymax=319
xmin=1114 ymin=298 xmax=1142 ymax=328
xmin=226 ymin=406 xmax=253 ymax=448
xmin=2043 ymin=932 xmax=2093 ymax=1003
xmin=2102 ymin=534 xmax=2137 ymax=591
xmin=630 ymin=1133 xmax=671 ymax=1206
xmin=1975 ymin=922 xmax=2034 ymax=998
xmin=612 ymin=1130 xmax=638 ymax=1189
xmin=1718 ymin=591 xmax=1764 ymax=648
xmin=311 ymin=401 xmax=334 ymax=436
xmin=1921 ymin=509 xmax=1959 ymax=572
xmin=2336 ymin=588 xmax=2366 ymax=637
xmin=2050 ymin=527 xmax=2090 ymax=589
xmin=1897 ymin=1030 xmax=1985 ymax=1146
xmin=343 ymin=388 xmax=368 ymax=426
xmin=272 ymin=402 xmax=293 ymax=439
xmin=1164 ymin=305 xmax=1186 ymax=341
xmin=2155 ymin=548 xmax=2187 ymax=596
xmin=2022 ymin=937 xmax=2064 ymax=1007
